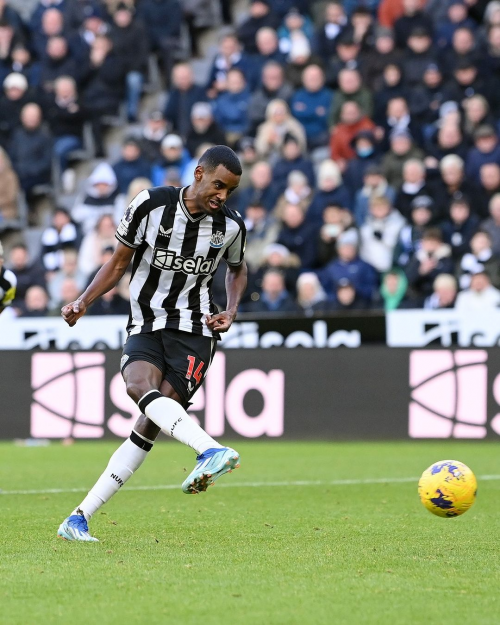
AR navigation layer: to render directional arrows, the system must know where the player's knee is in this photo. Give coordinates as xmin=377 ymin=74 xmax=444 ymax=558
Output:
xmin=126 ymin=381 xmax=155 ymax=405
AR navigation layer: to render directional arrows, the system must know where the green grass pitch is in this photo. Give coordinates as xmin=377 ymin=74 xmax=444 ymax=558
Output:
xmin=1 ymin=440 xmax=499 ymax=625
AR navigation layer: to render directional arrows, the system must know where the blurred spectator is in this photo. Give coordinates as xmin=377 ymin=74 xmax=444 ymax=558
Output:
xmin=481 ymin=193 xmax=500 ymax=255
xmin=296 ymin=272 xmax=331 ymax=315
xmin=0 ymin=21 xmax=22 ymax=75
xmin=80 ymin=35 xmax=127 ymax=156
xmin=330 ymin=100 xmax=376 ymax=165
xmin=237 ymin=2 xmax=280 ymax=55
xmin=186 ymin=102 xmax=225 ymax=157
xmin=0 ymin=146 xmax=19 ymax=222
xmin=290 ymin=64 xmax=332 ymax=149
xmin=381 ymin=128 xmax=424 ymax=189
xmin=32 ymin=7 xmax=66 ymax=59
xmin=395 ymin=159 xmax=443 ymax=221
xmin=236 ymin=136 xmax=258 ymax=190
xmin=393 ymin=0 xmax=433 ymax=50
xmin=39 ymin=36 xmax=79 ymax=94
xmin=255 ymin=98 xmax=306 ymax=162
xmin=248 ymin=61 xmax=293 ymax=133
xmin=206 ymin=32 xmax=252 ymax=97
xmin=109 ymin=3 xmax=149 ymax=122
xmin=47 ymin=76 xmax=86 ymax=173
xmin=64 ymin=1 xmax=110 ymax=33
xmin=329 ymin=68 xmax=373 ymax=126
xmin=136 ymin=0 xmax=183 ymax=85
xmin=462 ymin=94 xmax=494 ymax=143
xmin=136 ymin=110 xmax=168 ymax=163
xmin=401 ymin=27 xmax=435 ymax=88
xmin=405 ymin=227 xmax=454 ymax=300
xmin=378 ymin=268 xmax=409 ymax=310
xmin=245 ymin=268 xmax=299 ymax=313
xmin=285 ymin=32 xmax=322 ymax=89
xmin=164 ymin=63 xmax=206 ymax=139
xmin=423 ymin=273 xmax=458 ymax=309
xmin=373 ymin=63 xmax=407 ymax=125
xmin=317 ymin=203 xmax=355 ymax=266
xmin=47 ymin=248 xmax=87 ymax=307
xmin=465 ymin=125 xmax=500 ymax=185
xmin=457 ymin=230 xmax=500 ymax=290
xmin=277 ymin=8 xmax=314 ymax=55
xmin=8 ymin=244 xmax=46 ymax=305
xmin=320 ymin=229 xmax=377 ymax=303
xmin=0 ymin=44 xmax=41 ymax=88
xmin=307 ymin=160 xmax=351 ymax=224
xmin=353 ymin=164 xmax=396 ymax=227
xmin=19 ymin=285 xmax=50 ymax=317
xmin=274 ymin=170 xmax=312 ymax=219
xmin=272 ymin=132 xmax=315 ymax=195
xmin=435 ymin=0 xmax=476 ymax=50
xmin=331 ymin=278 xmax=369 ymax=310
xmin=455 ymin=271 xmax=500 ymax=310
xmin=478 ymin=163 xmax=500 ymax=217
xmin=325 ymin=32 xmax=362 ymax=90
xmin=243 ymin=201 xmax=280 ymax=272
xmin=0 ymin=0 xmax=23 ymax=34
xmin=447 ymin=59 xmax=499 ymax=116
xmin=437 ymin=154 xmax=481 ymax=216
xmin=440 ymin=196 xmax=480 ymax=260
xmin=84 ymin=241 xmax=114 ymax=284
xmin=313 ymin=1 xmax=348 ymax=60
xmin=396 ymin=195 xmax=435 ymax=268
xmin=213 ymin=68 xmax=251 ymax=146
xmin=151 ymin=134 xmax=190 ymax=187
xmin=247 ymin=242 xmax=300 ymax=302
xmin=238 ymin=160 xmax=278 ymax=214
xmin=0 ymin=73 xmax=31 ymax=150
xmin=425 ymin=122 xmax=467 ymax=165
xmin=408 ymin=63 xmax=449 ymax=128
xmin=50 ymin=276 xmax=81 ymax=312
xmin=41 ymin=207 xmax=80 ymax=272
xmin=277 ymin=202 xmax=318 ymax=269
xmin=379 ymin=96 xmax=420 ymax=149
xmin=72 ymin=162 xmax=123 ymax=234
xmin=440 ymin=26 xmax=479 ymax=76
xmin=113 ymin=137 xmax=151 ymax=194
xmin=360 ymin=195 xmax=406 ymax=273
xmin=9 ymin=103 xmax=53 ymax=200
xmin=343 ymin=130 xmax=381 ymax=197
xmin=126 ymin=177 xmax=152 ymax=205
xmin=88 ymin=282 xmax=128 ymax=314
xmin=182 ymin=141 xmax=214 ymax=186
xmin=361 ymin=27 xmax=402 ymax=92
xmin=253 ymin=26 xmax=286 ymax=72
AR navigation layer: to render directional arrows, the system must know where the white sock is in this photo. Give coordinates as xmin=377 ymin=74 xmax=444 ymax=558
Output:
xmin=72 ymin=432 xmax=153 ymax=521
xmin=139 ymin=392 xmax=223 ymax=455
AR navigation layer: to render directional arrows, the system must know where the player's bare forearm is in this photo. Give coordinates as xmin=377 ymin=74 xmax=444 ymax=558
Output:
xmin=61 ymin=242 xmax=134 ymax=326
xmin=206 ymin=261 xmax=248 ymax=333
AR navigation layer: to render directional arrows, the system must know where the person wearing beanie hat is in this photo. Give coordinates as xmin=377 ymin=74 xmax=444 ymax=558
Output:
xmin=0 ymin=240 xmax=17 ymax=314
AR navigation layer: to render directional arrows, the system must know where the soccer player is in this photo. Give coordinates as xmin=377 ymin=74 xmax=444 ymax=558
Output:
xmin=58 ymin=146 xmax=247 ymax=542
xmin=0 ymin=242 xmax=17 ymax=314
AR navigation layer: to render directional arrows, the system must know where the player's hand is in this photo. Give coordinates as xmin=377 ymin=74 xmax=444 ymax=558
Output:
xmin=205 ymin=310 xmax=235 ymax=333
xmin=61 ymin=298 xmax=87 ymax=327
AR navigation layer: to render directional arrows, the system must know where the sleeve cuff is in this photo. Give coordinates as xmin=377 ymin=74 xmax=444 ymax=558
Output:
xmin=115 ymin=233 xmax=138 ymax=249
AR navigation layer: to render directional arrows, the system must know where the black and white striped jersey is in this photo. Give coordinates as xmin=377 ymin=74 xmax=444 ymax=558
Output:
xmin=115 ymin=186 xmax=246 ymax=339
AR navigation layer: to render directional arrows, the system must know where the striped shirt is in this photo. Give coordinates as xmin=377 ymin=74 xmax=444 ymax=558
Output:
xmin=115 ymin=186 xmax=246 ymax=339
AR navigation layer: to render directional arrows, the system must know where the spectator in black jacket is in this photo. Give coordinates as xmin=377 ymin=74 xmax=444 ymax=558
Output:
xmin=237 ymin=0 xmax=280 ymax=55
xmin=277 ymin=202 xmax=319 ymax=269
xmin=402 ymin=27 xmax=436 ymax=88
xmin=109 ymin=3 xmax=149 ymax=122
xmin=313 ymin=1 xmax=348 ymax=61
xmin=440 ymin=195 xmax=480 ymax=260
xmin=0 ymin=44 xmax=41 ymax=89
xmin=32 ymin=8 xmax=66 ymax=60
xmin=393 ymin=0 xmax=433 ymax=50
xmin=9 ymin=103 xmax=52 ymax=200
xmin=39 ymin=36 xmax=80 ymax=94
xmin=136 ymin=0 xmax=183 ymax=85
xmin=0 ymin=72 xmax=32 ymax=149
xmin=237 ymin=160 xmax=278 ymax=215
xmin=48 ymin=75 xmax=87 ymax=172
xmin=112 ymin=137 xmax=151 ymax=194
xmin=136 ymin=109 xmax=168 ymax=163
xmin=64 ymin=0 xmax=109 ymax=32
xmin=164 ymin=63 xmax=206 ymax=139
xmin=7 ymin=243 xmax=47 ymax=306
xmin=405 ymin=227 xmax=454 ymax=300
xmin=185 ymin=102 xmax=226 ymax=157
xmin=80 ymin=35 xmax=126 ymax=156
xmin=361 ymin=27 xmax=402 ymax=92
xmin=248 ymin=60 xmax=293 ymax=133
xmin=272 ymin=132 xmax=315 ymax=195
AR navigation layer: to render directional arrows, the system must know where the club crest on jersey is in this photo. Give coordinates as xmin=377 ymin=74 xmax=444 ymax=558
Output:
xmin=209 ymin=231 xmax=225 ymax=248
xmin=152 ymin=248 xmax=215 ymax=275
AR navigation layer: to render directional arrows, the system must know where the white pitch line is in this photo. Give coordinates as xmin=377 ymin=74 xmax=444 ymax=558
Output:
xmin=2 ymin=474 xmax=500 ymax=496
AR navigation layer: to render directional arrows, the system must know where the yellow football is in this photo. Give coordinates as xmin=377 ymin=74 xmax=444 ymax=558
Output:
xmin=418 ymin=460 xmax=477 ymax=517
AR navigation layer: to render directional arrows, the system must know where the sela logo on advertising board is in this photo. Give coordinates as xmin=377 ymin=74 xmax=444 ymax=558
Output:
xmin=408 ymin=350 xmax=500 ymax=438
xmin=152 ymin=249 xmax=215 ymax=274
xmin=30 ymin=352 xmax=284 ymax=439
xmin=221 ymin=320 xmax=361 ymax=348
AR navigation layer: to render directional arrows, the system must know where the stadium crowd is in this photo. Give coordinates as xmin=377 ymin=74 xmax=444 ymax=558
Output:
xmin=1 ymin=0 xmax=500 ymax=317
